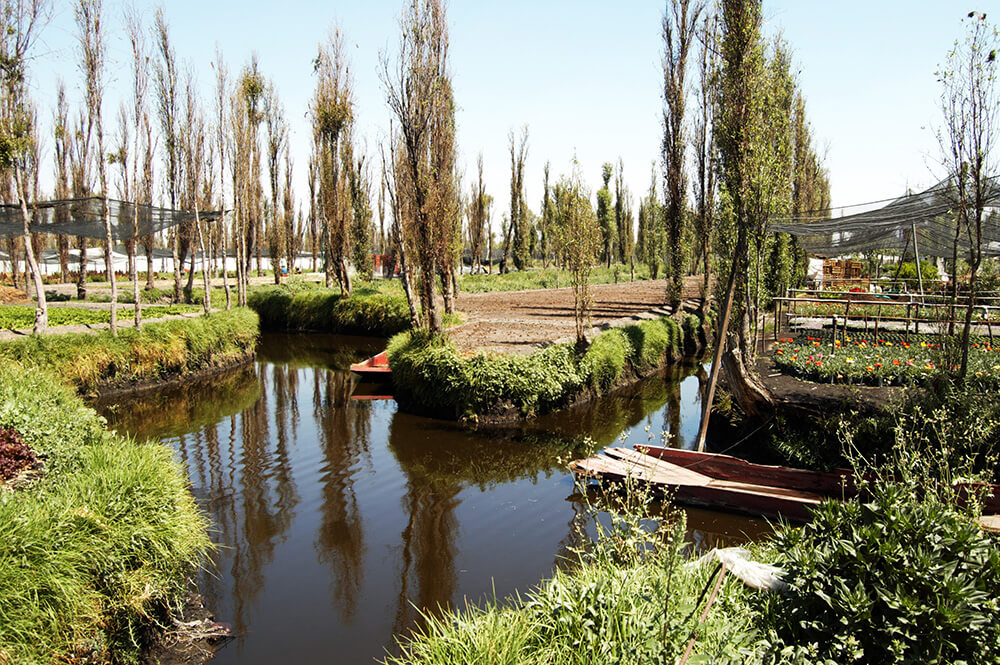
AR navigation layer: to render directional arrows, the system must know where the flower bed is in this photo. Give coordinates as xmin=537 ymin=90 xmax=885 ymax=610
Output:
xmin=772 ymin=334 xmax=1000 ymax=387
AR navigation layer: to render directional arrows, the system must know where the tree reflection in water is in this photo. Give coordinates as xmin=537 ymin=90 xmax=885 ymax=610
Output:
xmin=95 ymin=334 xmax=771 ymax=665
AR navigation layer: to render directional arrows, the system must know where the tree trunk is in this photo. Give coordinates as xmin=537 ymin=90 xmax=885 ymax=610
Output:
xmin=959 ymin=259 xmax=979 ymax=381
xmin=339 ymin=256 xmax=352 ymax=297
xmin=103 ymin=198 xmax=118 ymax=337
xmin=171 ymin=228 xmax=182 ymax=302
xmin=6 ymin=238 xmax=20 ymax=289
xmin=14 ymin=170 xmax=46 ymax=332
xmin=440 ymin=269 xmax=455 ymax=315
xmin=77 ymin=236 xmax=87 ymax=300
xmin=196 ymin=206 xmax=211 ymax=314
xmin=221 ymin=215 xmax=232 ymax=311
xmin=145 ymin=239 xmax=155 ymax=290
xmin=720 ymin=339 xmax=775 ymax=419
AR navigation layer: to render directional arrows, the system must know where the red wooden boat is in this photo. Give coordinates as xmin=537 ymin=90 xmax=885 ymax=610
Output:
xmin=569 ymin=444 xmax=1000 ymax=528
xmin=349 ymin=351 xmax=391 ymax=378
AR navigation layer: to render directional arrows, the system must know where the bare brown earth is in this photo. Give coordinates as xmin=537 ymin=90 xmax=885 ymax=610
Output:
xmin=448 ymin=276 xmax=703 ymax=355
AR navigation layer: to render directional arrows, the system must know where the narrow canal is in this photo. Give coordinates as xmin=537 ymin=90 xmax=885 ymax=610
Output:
xmin=96 ymin=333 xmax=770 ymax=665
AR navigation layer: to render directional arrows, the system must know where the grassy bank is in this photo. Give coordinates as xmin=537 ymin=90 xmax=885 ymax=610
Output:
xmin=387 ymin=314 xmax=704 ymax=420
xmin=248 ymin=286 xmax=411 ymax=336
xmin=0 ymin=361 xmax=212 ymax=664
xmin=0 ymin=308 xmax=259 ymax=393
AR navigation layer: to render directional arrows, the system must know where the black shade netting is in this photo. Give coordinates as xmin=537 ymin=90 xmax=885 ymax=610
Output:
xmin=0 ymin=196 xmax=221 ymax=242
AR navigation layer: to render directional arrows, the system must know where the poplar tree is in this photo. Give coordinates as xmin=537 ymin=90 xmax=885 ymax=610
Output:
xmin=509 ymin=126 xmax=529 ymax=271
xmin=312 ymin=26 xmax=353 ymax=293
xmin=53 ymin=82 xmax=71 ymax=284
xmin=383 ymin=0 xmax=457 ymax=334
xmin=125 ymin=6 xmax=148 ymax=327
xmin=154 ymin=9 xmax=183 ymax=302
xmin=213 ymin=48 xmax=232 ymax=310
xmin=540 ymin=161 xmax=553 ymax=268
xmin=692 ymin=14 xmax=717 ymax=313
xmin=467 ymin=152 xmax=490 ymax=273
xmin=662 ymin=0 xmax=703 ymax=309
xmin=613 ymin=158 xmax=633 ymax=266
xmin=0 ymin=0 xmax=48 ymax=332
xmin=77 ymin=0 xmax=117 ymax=334
xmin=596 ymin=162 xmax=614 ymax=267
xmin=637 ymin=164 xmax=663 ymax=278
xmin=264 ymin=81 xmax=287 ymax=284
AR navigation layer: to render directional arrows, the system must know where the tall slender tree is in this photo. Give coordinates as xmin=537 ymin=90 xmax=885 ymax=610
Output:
xmin=77 ymin=0 xmax=117 ymax=334
xmin=154 ymin=8 xmax=182 ymax=301
xmin=596 ymin=162 xmax=614 ymax=267
xmin=382 ymin=0 xmax=457 ymax=334
xmin=509 ymin=126 xmax=529 ymax=271
xmin=312 ymin=26 xmax=353 ymax=293
xmin=692 ymin=13 xmax=717 ymax=314
xmin=662 ymin=0 xmax=704 ymax=310
xmin=0 ymin=0 xmax=49 ymax=332
xmin=940 ymin=11 xmax=999 ymax=380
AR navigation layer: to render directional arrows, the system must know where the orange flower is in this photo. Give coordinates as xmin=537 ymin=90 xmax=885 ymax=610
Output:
xmin=866 ymin=365 xmax=874 ymax=372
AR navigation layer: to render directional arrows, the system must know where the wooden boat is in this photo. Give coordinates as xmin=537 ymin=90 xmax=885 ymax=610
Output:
xmin=569 ymin=444 xmax=1000 ymax=529
xmin=349 ymin=351 xmax=391 ymax=378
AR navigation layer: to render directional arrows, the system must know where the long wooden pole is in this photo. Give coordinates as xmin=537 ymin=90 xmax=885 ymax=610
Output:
xmin=695 ymin=255 xmax=741 ymax=453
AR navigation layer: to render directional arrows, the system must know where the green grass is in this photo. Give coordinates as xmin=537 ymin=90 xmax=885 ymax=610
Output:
xmin=0 ymin=308 xmax=259 ymax=393
xmin=0 ymin=304 xmax=200 ymax=329
xmin=248 ymin=286 xmax=412 ymax=336
xmin=387 ymin=314 xmax=704 ymax=420
xmin=389 ymin=499 xmax=758 ymax=665
xmin=0 ymin=361 xmax=212 ymax=664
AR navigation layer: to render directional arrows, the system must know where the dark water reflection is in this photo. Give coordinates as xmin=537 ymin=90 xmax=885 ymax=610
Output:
xmin=96 ymin=333 xmax=770 ymax=665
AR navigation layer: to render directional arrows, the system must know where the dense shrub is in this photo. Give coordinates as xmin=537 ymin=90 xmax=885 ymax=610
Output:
xmin=580 ymin=328 xmax=631 ymax=391
xmin=756 ymin=479 xmax=1000 ymax=664
xmin=0 ymin=362 xmax=211 ymax=664
xmin=248 ymin=287 xmax=411 ymax=336
xmin=388 ymin=315 xmax=704 ymax=420
xmin=0 ymin=308 xmax=259 ymax=393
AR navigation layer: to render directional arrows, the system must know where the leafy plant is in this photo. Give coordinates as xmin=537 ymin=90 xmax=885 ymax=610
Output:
xmin=0 ymin=425 xmax=36 ymax=482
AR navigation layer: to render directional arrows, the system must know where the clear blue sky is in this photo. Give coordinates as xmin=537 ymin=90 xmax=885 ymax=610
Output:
xmin=29 ymin=1 xmax=973 ymax=231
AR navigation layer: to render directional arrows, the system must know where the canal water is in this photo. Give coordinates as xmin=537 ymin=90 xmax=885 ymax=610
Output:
xmin=96 ymin=333 xmax=769 ymax=665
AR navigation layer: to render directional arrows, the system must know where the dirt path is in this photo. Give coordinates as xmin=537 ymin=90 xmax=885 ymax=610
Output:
xmin=449 ymin=276 xmax=703 ymax=355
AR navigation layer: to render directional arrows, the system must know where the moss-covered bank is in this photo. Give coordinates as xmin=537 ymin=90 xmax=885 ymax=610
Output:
xmin=248 ymin=287 xmax=411 ymax=336
xmin=0 ymin=361 xmax=212 ymax=664
xmin=387 ymin=314 xmax=706 ymax=421
xmin=0 ymin=308 xmax=259 ymax=394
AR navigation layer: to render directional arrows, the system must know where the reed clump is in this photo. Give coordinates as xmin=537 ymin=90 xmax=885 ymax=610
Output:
xmin=0 ymin=361 xmax=212 ymax=664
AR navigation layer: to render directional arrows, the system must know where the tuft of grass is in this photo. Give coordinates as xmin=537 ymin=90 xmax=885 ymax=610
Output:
xmin=388 ymin=488 xmax=759 ymax=665
xmin=0 ymin=361 xmax=212 ymax=664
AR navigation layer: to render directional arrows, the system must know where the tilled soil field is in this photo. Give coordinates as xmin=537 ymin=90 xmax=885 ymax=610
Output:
xmin=449 ymin=276 xmax=702 ymax=354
